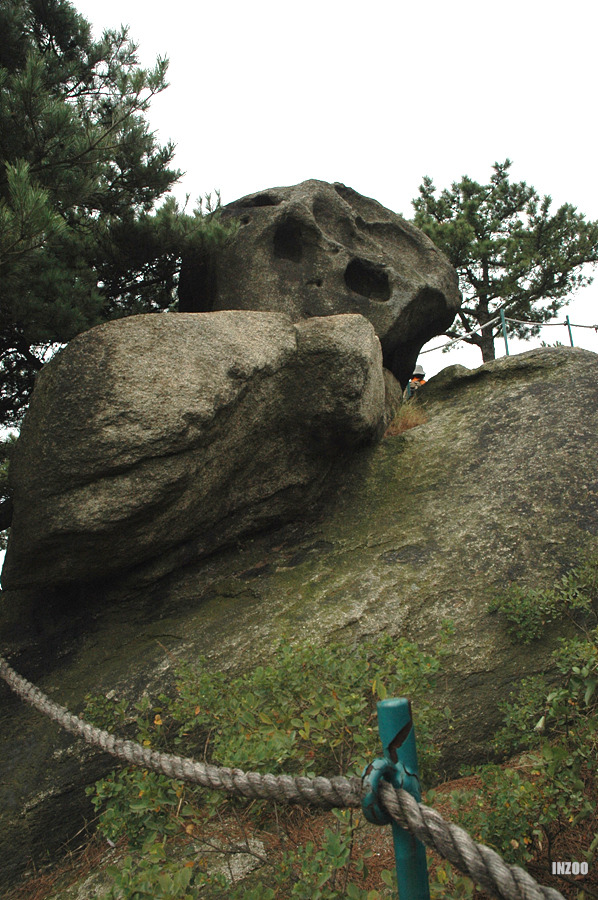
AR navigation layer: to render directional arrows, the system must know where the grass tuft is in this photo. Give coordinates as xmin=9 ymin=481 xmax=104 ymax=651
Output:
xmin=384 ymin=399 xmax=428 ymax=437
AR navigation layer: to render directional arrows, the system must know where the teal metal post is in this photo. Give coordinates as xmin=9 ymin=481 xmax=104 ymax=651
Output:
xmin=363 ymin=699 xmax=430 ymax=899
xmin=500 ymin=309 xmax=509 ymax=356
xmin=566 ymin=315 xmax=574 ymax=347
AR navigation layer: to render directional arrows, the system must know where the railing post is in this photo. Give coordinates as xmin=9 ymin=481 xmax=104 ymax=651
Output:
xmin=362 ymin=698 xmax=431 ymax=899
xmin=566 ymin=315 xmax=574 ymax=347
xmin=500 ymin=309 xmax=509 ymax=356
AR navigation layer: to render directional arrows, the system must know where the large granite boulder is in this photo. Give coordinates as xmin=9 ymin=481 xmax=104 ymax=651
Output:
xmin=1 ymin=347 xmax=597 ymax=890
xmin=0 ymin=348 xmax=598 ymax=883
xmin=178 ymin=180 xmax=461 ymax=386
xmin=2 ymin=311 xmax=386 ymax=590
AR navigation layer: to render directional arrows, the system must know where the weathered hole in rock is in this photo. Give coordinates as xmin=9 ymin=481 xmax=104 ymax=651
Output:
xmin=242 ymin=192 xmax=281 ymax=207
xmin=344 ymin=257 xmax=391 ymax=301
xmin=384 ymin=287 xmax=456 ymax=385
xmin=273 ymin=218 xmax=304 ymax=262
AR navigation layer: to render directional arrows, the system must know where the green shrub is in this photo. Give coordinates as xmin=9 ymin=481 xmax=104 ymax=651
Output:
xmin=443 ymin=626 xmax=598 ymax=875
xmin=441 ymin=557 xmax=598 ymax=888
xmin=85 ymin=632 xmax=449 ymax=898
xmin=489 ymin=553 xmax=598 ymax=643
xmin=83 ymin=583 xmax=598 ymax=898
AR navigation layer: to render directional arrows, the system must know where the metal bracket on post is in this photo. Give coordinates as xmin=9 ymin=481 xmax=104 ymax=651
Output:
xmin=362 ymin=698 xmax=431 ymax=900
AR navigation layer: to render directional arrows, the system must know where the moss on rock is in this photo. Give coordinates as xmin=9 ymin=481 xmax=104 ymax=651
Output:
xmin=1 ymin=346 xmax=598 ymax=888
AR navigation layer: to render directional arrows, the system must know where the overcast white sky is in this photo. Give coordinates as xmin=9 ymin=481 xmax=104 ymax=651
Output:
xmin=71 ymin=0 xmax=598 ymax=376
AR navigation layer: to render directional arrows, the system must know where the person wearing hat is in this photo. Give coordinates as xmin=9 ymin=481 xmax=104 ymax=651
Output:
xmin=405 ymin=364 xmax=426 ymax=399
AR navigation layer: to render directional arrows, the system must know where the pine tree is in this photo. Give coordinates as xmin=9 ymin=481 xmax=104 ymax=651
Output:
xmin=0 ymin=0 xmax=182 ymax=425
xmin=412 ymin=160 xmax=598 ymax=362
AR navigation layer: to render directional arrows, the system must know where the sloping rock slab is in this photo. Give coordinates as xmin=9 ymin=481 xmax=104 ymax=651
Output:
xmin=1 ymin=347 xmax=597 ymax=888
xmin=2 ymin=311 xmax=385 ymax=590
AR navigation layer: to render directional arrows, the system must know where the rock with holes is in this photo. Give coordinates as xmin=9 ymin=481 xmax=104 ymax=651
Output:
xmin=178 ymin=179 xmax=461 ymax=387
xmin=1 ymin=310 xmax=386 ymax=590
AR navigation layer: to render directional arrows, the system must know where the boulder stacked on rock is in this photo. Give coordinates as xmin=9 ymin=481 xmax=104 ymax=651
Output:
xmin=2 ymin=311 xmax=385 ymax=589
xmin=2 ymin=346 xmax=598 ymax=891
xmin=4 ymin=179 xmax=463 ymax=593
xmin=178 ymin=179 xmax=461 ymax=386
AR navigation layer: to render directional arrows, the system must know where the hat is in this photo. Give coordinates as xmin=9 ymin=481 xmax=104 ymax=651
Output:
xmin=413 ymin=364 xmax=425 ymax=377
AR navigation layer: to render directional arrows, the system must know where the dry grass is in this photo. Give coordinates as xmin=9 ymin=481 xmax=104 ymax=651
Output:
xmin=2 ymin=810 xmax=396 ymax=900
xmin=384 ymin=398 xmax=429 ymax=437
xmin=3 ymin=831 xmax=121 ymax=900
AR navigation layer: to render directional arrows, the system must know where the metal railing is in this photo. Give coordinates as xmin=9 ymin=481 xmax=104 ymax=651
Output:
xmin=420 ymin=312 xmax=598 ymax=359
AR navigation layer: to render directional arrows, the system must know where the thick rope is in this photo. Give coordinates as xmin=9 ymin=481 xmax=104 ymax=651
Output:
xmin=0 ymin=654 xmax=564 ymax=900
xmin=378 ymin=783 xmax=564 ymax=900
xmin=0 ymin=655 xmax=359 ymax=809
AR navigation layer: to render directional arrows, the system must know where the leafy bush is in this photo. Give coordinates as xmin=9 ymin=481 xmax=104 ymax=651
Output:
xmin=428 ymin=860 xmax=475 ymax=898
xmin=444 ymin=626 xmax=598 ymax=877
xmin=85 ymin=632 xmax=449 ymax=898
xmin=433 ymin=556 xmax=598 ymax=895
xmin=83 ymin=552 xmax=598 ymax=899
xmin=488 ymin=554 xmax=598 ymax=643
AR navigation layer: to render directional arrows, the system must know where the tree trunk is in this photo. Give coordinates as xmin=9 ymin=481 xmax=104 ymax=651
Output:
xmin=477 ymin=284 xmax=496 ymax=363
xmin=480 ymin=329 xmax=496 ymax=362
xmin=0 ymin=497 xmax=12 ymax=531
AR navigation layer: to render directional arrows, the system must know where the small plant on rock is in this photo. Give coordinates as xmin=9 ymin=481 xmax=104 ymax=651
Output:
xmin=384 ymin=399 xmax=428 ymax=437
xmin=443 ymin=555 xmax=598 ymax=892
xmin=489 ymin=553 xmax=598 ymax=643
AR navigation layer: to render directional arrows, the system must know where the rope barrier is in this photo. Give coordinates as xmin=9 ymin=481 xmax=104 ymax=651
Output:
xmin=419 ymin=315 xmax=501 ymax=354
xmin=419 ymin=312 xmax=598 ymax=356
xmin=0 ymin=654 xmax=565 ymax=900
xmin=503 ymin=318 xmax=561 ymax=327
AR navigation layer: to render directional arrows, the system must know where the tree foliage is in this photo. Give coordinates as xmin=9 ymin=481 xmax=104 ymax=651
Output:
xmin=412 ymin=160 xmax=598 ymax=361
xmin=0 ymin=0 xmax=231 ymax=429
